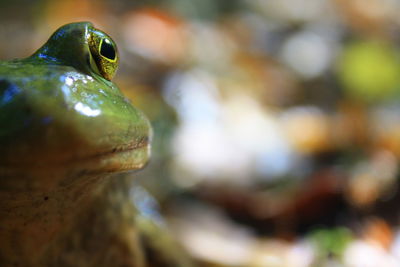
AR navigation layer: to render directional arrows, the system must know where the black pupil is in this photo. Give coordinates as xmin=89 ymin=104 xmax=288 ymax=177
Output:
xmin=100 ymin=39 xmax=116 ymax=60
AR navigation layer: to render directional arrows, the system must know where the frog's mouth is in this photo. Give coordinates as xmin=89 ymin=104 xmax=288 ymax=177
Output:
xmin=0 ymin=136 xmax=151 ymax=176
xmin=76 ymin=136 xmax=151 ymax=173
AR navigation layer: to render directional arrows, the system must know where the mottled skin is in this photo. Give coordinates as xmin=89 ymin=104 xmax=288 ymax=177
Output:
xmin=0 ymin=22 xmax=192 ymax=267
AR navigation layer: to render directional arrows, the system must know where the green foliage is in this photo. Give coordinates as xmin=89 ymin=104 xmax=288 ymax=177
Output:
xmin=337 ymin=41 xmax=400 ymax=102
xmin=309 ymin=227 xmax=353 ymax=259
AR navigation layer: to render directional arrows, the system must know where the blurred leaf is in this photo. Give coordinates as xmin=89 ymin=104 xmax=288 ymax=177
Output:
xmin=309 ymin=227 xmax=353 ymax=259
xmin=338 ymin=41 xmax=400 ymax=102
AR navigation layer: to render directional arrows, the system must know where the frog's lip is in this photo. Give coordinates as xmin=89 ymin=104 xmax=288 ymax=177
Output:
xmin=74 ymin=137 xmax=151 ymax=173
xmin=0 ymin=137 xmax=151 ymax=173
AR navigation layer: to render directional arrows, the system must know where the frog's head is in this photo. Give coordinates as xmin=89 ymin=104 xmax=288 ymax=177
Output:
xmin=0 ymin=22 xmax=151 ymax=180
xmin=33 ymin=22 xmax=119 ymax=81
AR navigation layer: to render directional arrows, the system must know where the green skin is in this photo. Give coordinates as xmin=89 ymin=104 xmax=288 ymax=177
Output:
xmin=0 ymin=22 xmax=192 ymax=267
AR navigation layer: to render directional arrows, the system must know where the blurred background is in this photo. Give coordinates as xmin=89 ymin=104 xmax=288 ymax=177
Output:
xmin=3 ymin=0 xmax=400 ymax=266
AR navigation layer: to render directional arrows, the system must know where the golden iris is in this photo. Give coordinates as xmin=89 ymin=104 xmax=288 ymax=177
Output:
xmin=88 ymin=27 xmax=119 ymax=81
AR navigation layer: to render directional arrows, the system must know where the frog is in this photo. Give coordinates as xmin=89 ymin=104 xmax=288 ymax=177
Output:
xmin=0 ymin=22 xmax=194 ymax=267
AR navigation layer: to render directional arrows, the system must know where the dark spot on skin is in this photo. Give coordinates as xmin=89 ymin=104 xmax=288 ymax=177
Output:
xmin=44 ymin=196 xmax=49 ymax=201
xmin=100 ymin=38 xmax=116 ymax=60
xmin=23 ymin=106 xmax=31 ymax=113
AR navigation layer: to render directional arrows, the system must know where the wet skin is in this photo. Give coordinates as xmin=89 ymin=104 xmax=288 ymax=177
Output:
xmin=0 ymin=22 xmax=192 ymax=267
xmin=0 ymin=22 xmax=150 ymax=171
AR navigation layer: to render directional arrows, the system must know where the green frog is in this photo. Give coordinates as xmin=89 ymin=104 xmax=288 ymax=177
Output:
xmin=0 ymin=22 xmax=193 ymax=267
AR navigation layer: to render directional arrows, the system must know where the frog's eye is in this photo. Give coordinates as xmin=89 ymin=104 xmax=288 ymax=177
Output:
xmin=100 ymin=38 xmax=116 ymax=60
xmin=88 ymin=28 xmax=119 ymax=80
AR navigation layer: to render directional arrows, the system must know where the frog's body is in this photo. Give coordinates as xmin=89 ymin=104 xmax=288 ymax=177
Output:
xmin=0 ymin=22 xmax=192 ymax=267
